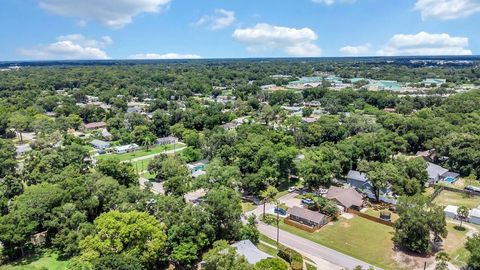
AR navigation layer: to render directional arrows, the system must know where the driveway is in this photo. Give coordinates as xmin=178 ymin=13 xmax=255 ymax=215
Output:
xmin=139 ymin=177 xmax=165 ymax=194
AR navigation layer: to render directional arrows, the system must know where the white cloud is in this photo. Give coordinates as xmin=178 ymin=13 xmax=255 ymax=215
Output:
xmin=339 ymin=43 xmax=370 ymax=56
xmin=38 ymin=0 xmax=171 ymax=29
xmin=128 ymin=53 xmax=202 ymax=59
xmin=232 ymin=23 xmax=322 ymax=57
xmin=414 ymin=0 xmax=480 ymax=20
xmin=195 ymin=9 xmax=236 ymax=30
xmin=18 ymin=34 xmax=112 ymax=60
xmin=312 ymin=0 xmax=357 ymax=5
xmin=378 ymin=32 xmax=472 ymax=56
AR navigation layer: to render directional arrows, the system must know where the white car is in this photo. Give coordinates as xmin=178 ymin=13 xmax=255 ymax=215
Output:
xmin=288 ymin=187 xmax=296 ymax=193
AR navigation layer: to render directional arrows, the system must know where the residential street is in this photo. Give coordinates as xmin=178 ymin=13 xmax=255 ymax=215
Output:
xmin=247 ymin=192 xmax=380 ymax=270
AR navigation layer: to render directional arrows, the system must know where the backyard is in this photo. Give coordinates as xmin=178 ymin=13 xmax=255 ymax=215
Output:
xmin=279 ymin=216 xmax=401 ymax=270
xmin=0 ymin=253 xmax=68 ymax=270
xmin=96 ymin=143 xmax=184 ymax=162
xmin=433 ymin=190 xmax=480 ymax=209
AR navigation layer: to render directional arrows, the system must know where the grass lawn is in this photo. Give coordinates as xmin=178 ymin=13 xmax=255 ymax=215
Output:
xmin=0 ymin=253 xmax=69 ymax=270
xmin=97 ymin=143 xmax=184 ymax=162
xmin=433 ymin=190 xmax=480 ymax=209
xmin=444 ymin=221 xmax=473 ymax=267
xmin=241 ymin=202 xmax=257 ymax=213
xmin=279 ymin=216 xmax=401 ymax=270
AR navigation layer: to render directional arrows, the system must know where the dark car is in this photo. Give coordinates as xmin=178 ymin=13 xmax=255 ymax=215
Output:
xmin=301 ymin=198 xmax=315 ymax=205
xmin=274 ymin=207 xmax=287 ymax=215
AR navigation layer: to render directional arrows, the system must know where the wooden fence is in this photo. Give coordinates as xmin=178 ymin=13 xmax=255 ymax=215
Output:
xmin=284 ymin=218 xmax=318 ymax=233
xmin=347 ymin=208 xmax=395 ymax=227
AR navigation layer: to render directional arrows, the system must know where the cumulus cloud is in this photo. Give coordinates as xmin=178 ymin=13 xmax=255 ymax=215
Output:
xmin=17 ymin=34 xmax=112 ymax=60
xmin=378 ymin=32 xmax=472 ymax=56
xmin=312 ymin=0 xmax=357 ymax=5
xmin=232 ymin=23 xmax=322 ymax=57
xmin=38 ymin=0 xmax=171 ymax=29
xmin=195 ymin=9 xmax=236 ymax=30
xmin=339 ymin=43 xmax=370 ymax=56
xmin=414 ymin=0 xmax=480 ymax=20
xmin=128 ymin=53 xmax=202 ymax=59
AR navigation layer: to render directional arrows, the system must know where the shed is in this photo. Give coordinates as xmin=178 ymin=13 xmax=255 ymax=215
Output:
xmin=157 ymin=136 xmax=179 ymax=145
xmin=470 ymin=208 xmax=480 ymax=225
xmin=114 ymin=143 xmax=139 ymax=154
xmin=444 ymin=205 xmax=458 ymax=219
xmin=287 ymin=206 xmax=328 ymax=229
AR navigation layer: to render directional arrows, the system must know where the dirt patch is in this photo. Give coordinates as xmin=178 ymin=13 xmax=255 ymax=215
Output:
xmin=339 ymin=222 xmax=351 ymax=228
xmin=392 ymin=249 xmax=434 ymax=270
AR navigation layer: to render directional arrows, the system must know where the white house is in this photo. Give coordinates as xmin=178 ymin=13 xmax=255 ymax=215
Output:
xmin=114 ymin=143 xmax=139 ymax=154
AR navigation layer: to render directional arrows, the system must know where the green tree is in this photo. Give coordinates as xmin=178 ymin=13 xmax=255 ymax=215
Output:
xmin=254 ymin=258 xmax=288 ymax=270
xmin=457 ymin=206 xmax=470 ymax=229
xmin=435 ymin=251 xmax=450 ymax=270
xmin=92 ymin=254 xmax=144 ymax=270
xmin=260 ymin=185 xmax=278 ymax=218
xmin=96 ymin=158 xmax=138 ymax=187
xmin=465 ymin=234 xmax=480 ymax=270
xmin=202 ymin=187 xmax=242 ymax=240
xmin=80 ymin=210 xmax=167 ymax=267
xmin=393 ymin=195 xmax=447 ymax=254
xmin=0 ymin=139 xmax=17 ymax=178
xmin=202 ymin=240 xmax=253 ymax=270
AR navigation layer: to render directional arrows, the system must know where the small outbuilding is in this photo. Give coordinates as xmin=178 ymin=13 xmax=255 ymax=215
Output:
xmin=90 ymin=139 xmax=110 ymax=152
xmin=444 ymin=205 xmax=458 ymax=219
xmin=470 ymin=208 xmax=480 ymax=225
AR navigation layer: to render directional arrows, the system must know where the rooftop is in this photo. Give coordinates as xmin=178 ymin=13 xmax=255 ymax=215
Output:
xmin=287 ymin=206 xmax=327 ymax=223
xmin=231 ymin=240 xmax=272 ymax=265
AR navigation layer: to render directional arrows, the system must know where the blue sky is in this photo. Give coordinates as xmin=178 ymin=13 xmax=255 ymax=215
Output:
xmin=1 ymin=0 xmax=479 ymax=60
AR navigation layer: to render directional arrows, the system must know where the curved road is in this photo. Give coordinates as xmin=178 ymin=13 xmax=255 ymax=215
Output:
xmin=248 ymin=192 xmax=380 ymax=270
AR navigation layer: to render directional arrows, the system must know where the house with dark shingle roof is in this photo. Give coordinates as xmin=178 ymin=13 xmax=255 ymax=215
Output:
xmin=287 ymin=206 xmax=328 ymax=229
xmin=326 ymin=186 xmax=364 ymax=211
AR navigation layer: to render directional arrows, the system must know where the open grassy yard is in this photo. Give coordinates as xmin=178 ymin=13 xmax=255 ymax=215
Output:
xmin=279 ymin=216 xmax=402 ymax=270
xmin=96 ymin=143 xmax=184 ymax=162
xmin=241 ymin=202 xmax=257 ymax=213
xmin=433 ymin=190 xmax=480 ymax=209
xmin=444 ymin=222 xmax=471 ymax=267
xmin=0 ymin=253 xmax=68 ymax=270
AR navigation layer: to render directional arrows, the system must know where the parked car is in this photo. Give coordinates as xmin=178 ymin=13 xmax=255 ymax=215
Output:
xmin=465 ymin=185 xmax=480 ymax=193
xmin=301 ymin=198 xmax=314 ymax=205
xmin=288 ymin=187 xmax=296 ymax=192
xmin=274 ymin=207 xmax=287 ymax=215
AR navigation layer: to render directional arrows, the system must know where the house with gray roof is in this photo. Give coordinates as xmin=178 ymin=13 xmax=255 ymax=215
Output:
xmin=426 ymin=162 xmax=459 ymax=184
xmin=346 ymin=170 xmax=397 ymax=205
xmin=326 ymin=186 xmax=364 ymax=211
xmin=90 ymin=139 xmax=110 ymax=152
xmin=287 ymin=206 xmax=328 ymax=229
xmin=230 ymin=240 xmax=272 ymax=265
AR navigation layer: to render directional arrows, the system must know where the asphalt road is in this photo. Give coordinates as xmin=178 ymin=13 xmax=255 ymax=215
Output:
xmin=248 ymin=192 xmax=380 ymax=270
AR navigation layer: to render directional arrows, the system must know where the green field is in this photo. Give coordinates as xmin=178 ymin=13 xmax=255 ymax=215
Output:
xmin=96 ymin=143 xmax=184 ymax=162
xmin=279 ymin=216 xmax=401 ymax=270
xmin=433 ymin=190 xmax=480 ymax=209
xmin=241 ymin=202 xmax=257 ymax=213
xmin=0 ymin=253 xmax=68 ymax=270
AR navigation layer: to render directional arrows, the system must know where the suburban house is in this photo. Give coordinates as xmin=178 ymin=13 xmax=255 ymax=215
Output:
xmin=156 ymin=136 xmax=179 ymax=145
xmin=346 ymin=170 xmax=397 ymax=204
xmin=286 ymin=206 xmax=329 ymax=229
xmin=101 ymin=129 xmax=113 ymax=141
xmin=113 ymin=143 xmax=139 ymax=154
xmin=422 ymin=78 xmax=447 ymax=86
xmin=90 ymin=139 xmax=110 ymax=153
xmin=83 ymin=121 xmax=107 ymax=130
xmin=230 ymin=240 xmax=272 ymax=264
xmin=426 ymin=162 xmax=460 ymax=184
xmin=326 ymin=186 xmax=364 ymax=211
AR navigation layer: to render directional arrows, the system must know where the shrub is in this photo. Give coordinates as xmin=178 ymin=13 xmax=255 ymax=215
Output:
xmin=254 ymin=258 xmax=288 ymax=270
xmin=261 ymin=214 xmax=277 ymax=225
xmin=277 ymin=246 xmax=303 ymax=269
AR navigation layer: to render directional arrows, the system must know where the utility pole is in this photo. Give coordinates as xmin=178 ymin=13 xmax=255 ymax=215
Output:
xmin=276 ymin=200 xmax=280 ymax=247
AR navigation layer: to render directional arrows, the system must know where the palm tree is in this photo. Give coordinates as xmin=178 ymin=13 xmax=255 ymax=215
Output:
xmin=457 ymin=205 xmax=470 ymax=229
xmin=260 ymin=185 xmax=279 ymax=219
